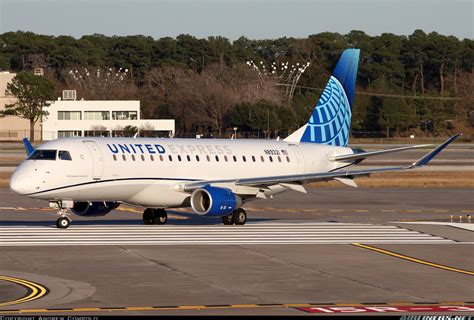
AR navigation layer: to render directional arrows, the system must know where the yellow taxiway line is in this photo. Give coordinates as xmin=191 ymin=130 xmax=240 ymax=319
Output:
xmin=0 ymin=275 xmax=48 ymax=307
xmin=352 ymin=243 xmax=474 ymax=276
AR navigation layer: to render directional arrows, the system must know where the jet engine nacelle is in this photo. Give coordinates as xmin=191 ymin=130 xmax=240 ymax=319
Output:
xmin=71 ymin=201 xmax=120 ymax=216
xmin=190 ymin=185 xmax=242 ymax=217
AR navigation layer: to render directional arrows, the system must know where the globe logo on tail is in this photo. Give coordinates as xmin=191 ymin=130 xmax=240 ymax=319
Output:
xmin=301 ymin=76 xmax=351 ymax=147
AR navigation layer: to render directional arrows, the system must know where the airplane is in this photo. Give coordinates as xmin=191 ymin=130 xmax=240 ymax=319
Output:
xmin=9 ymin=49 xmax=459 ymax=229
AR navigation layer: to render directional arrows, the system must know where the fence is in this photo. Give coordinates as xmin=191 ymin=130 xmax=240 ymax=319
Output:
xmin=0 ymin=130 xmax=470 ymax=144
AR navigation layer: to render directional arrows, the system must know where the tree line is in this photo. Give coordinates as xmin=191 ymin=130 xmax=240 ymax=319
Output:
xmin=0 ymin=30 xmax=472 ymax=138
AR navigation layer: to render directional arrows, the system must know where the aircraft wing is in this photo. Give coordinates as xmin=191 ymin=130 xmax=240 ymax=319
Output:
xmin=182 ymin=135 xmax=459 ymax=192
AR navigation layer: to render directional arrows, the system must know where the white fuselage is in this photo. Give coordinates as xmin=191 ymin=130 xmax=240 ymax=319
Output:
xmin=10 ymin=138 xmax=354 ymax=208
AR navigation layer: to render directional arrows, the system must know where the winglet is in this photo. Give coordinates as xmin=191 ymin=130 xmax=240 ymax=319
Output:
xmin=22 ymin=138 xmax=35 ymax=157
xmin=408 ymin=134 xmax=460 ymax=168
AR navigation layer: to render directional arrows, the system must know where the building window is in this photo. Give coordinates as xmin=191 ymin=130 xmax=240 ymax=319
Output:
xmin=58 ymin=111 xmax=81 ymax=120
xmin=58 ymin=131 xmax=82 ymax=138
xmin=84 ymin=130 xmax=110 ymax=137
xmin=112 ymin=111 xmax=138 ymax=120
xmin=84 ymin=111 xmax=110 ymax=120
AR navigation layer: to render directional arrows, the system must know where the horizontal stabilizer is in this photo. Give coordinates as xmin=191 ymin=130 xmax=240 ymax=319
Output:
xmin=330 ymin=144 xmax=433 ymax=162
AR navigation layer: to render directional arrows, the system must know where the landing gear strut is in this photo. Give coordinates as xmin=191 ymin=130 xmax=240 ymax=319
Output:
xmin=143 ymin=208 xmax=168 ymax=225
xmin=222 ymin=208 xmax=247 ymax=225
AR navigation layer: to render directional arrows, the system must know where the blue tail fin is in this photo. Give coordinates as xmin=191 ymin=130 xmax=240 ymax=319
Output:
xmin=300 ymin=48 xmax=360 ymax=147
xmin=22 ymin=138 xmax=35 ymax=157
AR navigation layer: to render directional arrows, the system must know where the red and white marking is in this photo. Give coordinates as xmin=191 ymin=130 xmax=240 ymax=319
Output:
xmin=298 ymin=305 xmax=474 ymax=313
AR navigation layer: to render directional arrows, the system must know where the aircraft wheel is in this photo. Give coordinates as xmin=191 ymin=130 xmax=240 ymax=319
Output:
xmin=222 ymin=214 xmax=233 ymax=225
xmin=56 ymin=217 xmax=71 ymax=229
xmin=143 ymin=208 xmax=155 ymax=225
xmin=154 ymin=209 xmax=168 ymax=225
xmin=233 ymin=208 xmax=247 ymax=225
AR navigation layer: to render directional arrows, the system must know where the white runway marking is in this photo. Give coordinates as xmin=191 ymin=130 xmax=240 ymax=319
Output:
xmin=0 ymin=223 xmax=455 ymax=246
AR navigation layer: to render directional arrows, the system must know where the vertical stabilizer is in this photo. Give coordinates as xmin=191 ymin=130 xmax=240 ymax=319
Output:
xmin=298 ymin=49 xmax=360 ymax=147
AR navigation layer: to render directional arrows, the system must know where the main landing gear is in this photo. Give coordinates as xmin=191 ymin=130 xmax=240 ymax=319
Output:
xmin=222 ymin=208 xmax=247 ymax=225
xmin=143 ymin=208 xmax=168 ymax=225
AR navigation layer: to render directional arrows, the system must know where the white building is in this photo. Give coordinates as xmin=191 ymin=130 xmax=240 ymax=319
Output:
xmin=42 ymin=90 xmax=175 ymax=140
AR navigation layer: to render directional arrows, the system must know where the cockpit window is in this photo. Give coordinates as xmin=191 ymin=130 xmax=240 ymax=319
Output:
xmin=28 ymin=149 xmax=57 ymax=160
xmin=59 ymin=150 xmax=72 ymax=161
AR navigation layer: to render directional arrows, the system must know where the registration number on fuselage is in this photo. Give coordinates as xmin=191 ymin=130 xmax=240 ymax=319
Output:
xmin=264 ymin=149 xmax=281 ymax=155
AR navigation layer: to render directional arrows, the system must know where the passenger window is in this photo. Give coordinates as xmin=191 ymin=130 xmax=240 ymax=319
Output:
xmin=269 ymin=156 xmax=273 ymax=162
xmin=113 ymin=155 xmax=117 ymax=161
xmin=177 ymin=155 xmax=182 ymax=162
xmin=168 ymin=155 xmax=173 ymax=161
xmin=196 ymin=155 xmax=200 ymax=162
xmin=286 ymin=156 xmax=290 ymax=162
xmin=206 ymin=155 xmax=210 ymax=161
xmin=150 ymin=155 xmax=154 ymax=161
xmin=28 ymin=149 xmax=57 ymax=161
xmin=122 ymin=155 xmax=126 ymax=161
xmin=261 ymin=156 xmax=265 ymax=162
xmin=233 ymin=155 xmax=237 ymax=162
xmin=278 ymin=156 xmax=281 ymax=162
xmin=58 ymin=150 xmax=72 ymax=161
xmin=159 ymin=155 xmax=163 ymax=161
xmin=141 ymin=155 xmax=145 ymax=161
xmin=131 ymin=155 xmax=136 ymax=161
xmin=242 ymin=156 xmax=246 ymax=162
xmin=224 ymin=155 xmax=228 ymax=162
xmin=187 ymin=155 xmax=191 ymax=161
xmin=252 ymin=156 xmax=256 ymax=162
xmin=215 ymin=155 xmax=219 ymax=162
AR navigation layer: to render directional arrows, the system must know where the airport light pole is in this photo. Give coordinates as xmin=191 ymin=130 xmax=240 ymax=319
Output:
xmin=247 ymin=60 xmax=310 ymax=100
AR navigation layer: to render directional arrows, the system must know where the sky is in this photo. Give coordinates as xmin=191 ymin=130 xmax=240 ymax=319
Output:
xmin=0 ymin=0 xmax=472 ymax=40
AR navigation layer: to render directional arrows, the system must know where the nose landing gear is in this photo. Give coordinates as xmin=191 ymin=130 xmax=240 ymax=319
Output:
xmin=56 ymin=216 xmax=71 ymax=229
xmin=54 ymin=206 xmax=72 ymax=229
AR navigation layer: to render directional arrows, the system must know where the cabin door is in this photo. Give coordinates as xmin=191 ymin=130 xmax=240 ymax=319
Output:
xmin=83 ymin=141 xmax=104 ymax=180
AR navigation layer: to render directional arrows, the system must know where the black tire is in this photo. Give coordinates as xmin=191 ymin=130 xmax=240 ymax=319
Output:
xmin=143 ymin=208 xmax=155 ymax=225
xmin=233 ymin=208 xmax=247 ymax=225
xmin=56 ymin=217 xmax=71 ymax=229
xmin=222 ymin=214 xmax=233 ymax=225
xmin=153 ymin=209 xmax=168 ymax=225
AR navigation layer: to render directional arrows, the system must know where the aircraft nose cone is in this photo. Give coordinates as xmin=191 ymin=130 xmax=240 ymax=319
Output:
xmin=9 ymin=169 xmax=30 ymax=195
